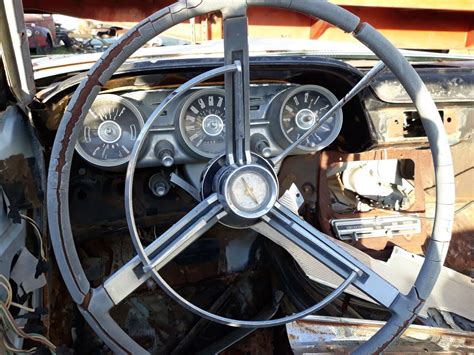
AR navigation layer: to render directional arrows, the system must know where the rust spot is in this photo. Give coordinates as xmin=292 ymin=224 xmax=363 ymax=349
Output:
xmin=0 ymin=154 xmax=42 ymax=215
xmin=353 ymin=21 xmax=366 ymax=35
xmin=80 ymin=290 xmax=92 ymax=309
xmin=374 ymin=312 xmax=419 ymax=354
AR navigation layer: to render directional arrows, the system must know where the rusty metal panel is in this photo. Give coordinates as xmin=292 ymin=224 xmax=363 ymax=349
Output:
xmin=287 ymin=316 xmax=474 ymax=354
xmin=318 ymin=149 xmax=431 ymax=255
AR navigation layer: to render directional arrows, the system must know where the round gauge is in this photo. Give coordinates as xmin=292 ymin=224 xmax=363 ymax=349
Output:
xmin=278 ymin=85 xmax=343 ymax=151
xmin=178 ymin=89 xmax=226 ymax=158
xmin=75 ymin=94 xmax=144 ymax=167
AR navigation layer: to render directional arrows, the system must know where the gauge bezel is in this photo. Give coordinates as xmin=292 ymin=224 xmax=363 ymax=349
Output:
xmin=178 ymin=88 xmax=226 ymax=159
xmin=279 ymin=85 xmax=343 ymax=152
xmin=75 ymin=94 xmax=145 ymax=168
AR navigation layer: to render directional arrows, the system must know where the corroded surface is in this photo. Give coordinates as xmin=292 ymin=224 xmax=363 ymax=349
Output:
xmin=287 ymin=315 xmax=474 ymax=354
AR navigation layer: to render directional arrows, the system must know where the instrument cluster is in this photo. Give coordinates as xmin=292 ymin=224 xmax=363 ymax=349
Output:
xmin=75 ymin=84 xmax=343 ymax=168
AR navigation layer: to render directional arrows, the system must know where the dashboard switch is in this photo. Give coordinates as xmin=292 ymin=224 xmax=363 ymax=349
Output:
xmin=251 ymin=134 xmax=272 ymax=158
xmin=155 ymin=140 xmax=175 ymax=167
xmin=149 ymin=174 xmax=170 ymax=197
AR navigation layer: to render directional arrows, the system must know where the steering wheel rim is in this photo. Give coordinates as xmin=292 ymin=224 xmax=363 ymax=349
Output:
xmin=47 ymin=1 xmax=455 ymax=354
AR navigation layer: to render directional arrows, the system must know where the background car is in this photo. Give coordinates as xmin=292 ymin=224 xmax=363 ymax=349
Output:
xmin=24 ymin=14 xmax=56 ymax=54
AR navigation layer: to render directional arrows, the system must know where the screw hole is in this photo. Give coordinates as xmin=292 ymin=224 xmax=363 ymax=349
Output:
xmin=447 ymin=117 xmax=452 ymax=123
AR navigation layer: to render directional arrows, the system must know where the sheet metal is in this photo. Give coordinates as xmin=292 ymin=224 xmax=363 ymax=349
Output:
xmin=287 ymin=315 xmax=474 ymax=354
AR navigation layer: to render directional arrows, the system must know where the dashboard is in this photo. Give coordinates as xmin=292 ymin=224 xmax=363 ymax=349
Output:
xmin=32 ymin=55 xmax=472 ymax=240
xmin=74 ymin=83 xmax=343 ymax=169
xmin=33 ymin=55 xmax=472 ymax=174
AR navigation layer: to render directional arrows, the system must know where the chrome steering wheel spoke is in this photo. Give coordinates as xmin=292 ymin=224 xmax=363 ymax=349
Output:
xmin=223 ymin=12 xmax=252 ymax=166
xmin=87 ymin=194 xmax=225 ymax=311
xmin=78 ymin=194 xmax=225 ymax=354
xmin=141 ymin=194 xmax=225 ymax=273
xmin=252 ymin=202 xmax=402 ymax=310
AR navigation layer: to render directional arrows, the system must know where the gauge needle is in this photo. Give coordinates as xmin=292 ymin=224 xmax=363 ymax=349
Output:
xmin=241 ymin=177 xmax=259 ymax=205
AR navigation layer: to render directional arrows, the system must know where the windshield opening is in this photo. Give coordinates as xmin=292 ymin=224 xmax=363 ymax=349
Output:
xmin=22 ymin=7 xmax=473 ymax=62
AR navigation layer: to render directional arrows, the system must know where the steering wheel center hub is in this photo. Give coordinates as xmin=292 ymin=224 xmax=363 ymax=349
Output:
xmin=221 ymin=165 xmax=277 ymax=219
xmin=200 ymin=154 xmax=279 ymax=227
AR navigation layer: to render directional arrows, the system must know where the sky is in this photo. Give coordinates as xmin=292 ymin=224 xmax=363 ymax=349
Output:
xmin=53 ymin=14 xmax=80 ymax=30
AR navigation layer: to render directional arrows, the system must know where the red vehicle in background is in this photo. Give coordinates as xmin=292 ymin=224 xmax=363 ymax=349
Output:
xmin=24 ymin=13 xmax=56 ymax=53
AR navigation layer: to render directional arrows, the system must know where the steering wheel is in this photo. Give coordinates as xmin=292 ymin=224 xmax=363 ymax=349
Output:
xmin=47 ymin=1 xmax=455 ymax=354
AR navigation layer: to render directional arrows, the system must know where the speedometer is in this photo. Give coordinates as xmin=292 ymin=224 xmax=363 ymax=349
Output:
xmin=273 ymin=85 xmax=343 ymax=152
xmin=178 ymin=89 xmax=226 ymax=158
xmin=75 ymin=94 xmax=144 ymax=167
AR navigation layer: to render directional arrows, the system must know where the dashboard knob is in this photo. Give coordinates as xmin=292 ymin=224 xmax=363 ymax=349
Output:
xmin=251 ymin=134 xmax=272 ymax=158
xmin=149 ymin=173 xmax=170 ymax=197
xmin=155 ymin=140 xmax=175 ymax=167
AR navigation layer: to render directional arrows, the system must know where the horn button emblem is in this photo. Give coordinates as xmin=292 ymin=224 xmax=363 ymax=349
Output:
xmin=220 ymin=164 xmax=278 ymax=220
